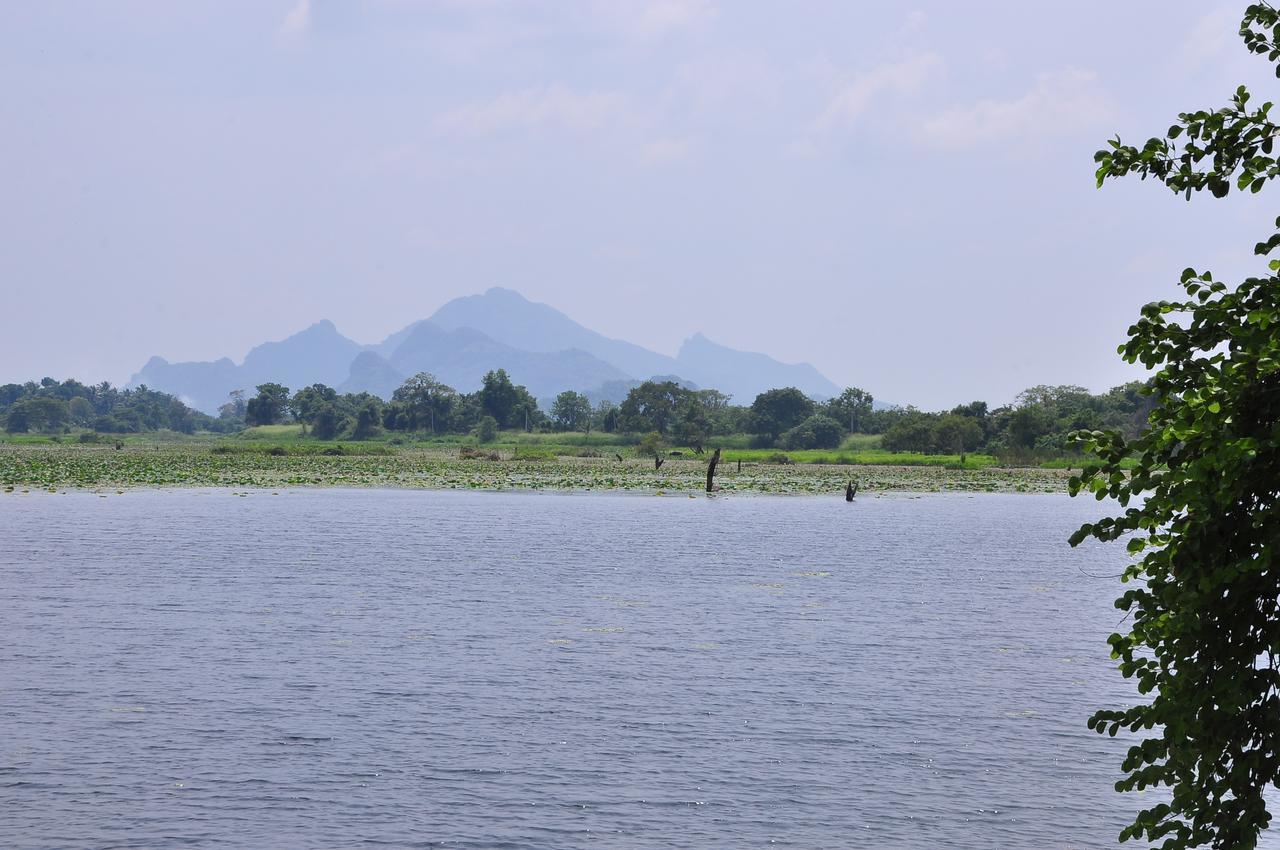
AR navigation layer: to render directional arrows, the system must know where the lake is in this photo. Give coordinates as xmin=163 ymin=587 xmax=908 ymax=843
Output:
xmin=1 ymin=489 xmax=1266 ymax=848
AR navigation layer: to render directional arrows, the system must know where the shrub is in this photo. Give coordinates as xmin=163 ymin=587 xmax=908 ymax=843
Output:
xmin=780 ymin=415 xmax=844 ymax=450
xmin=474 ymin=415 xmax=498 ymax=444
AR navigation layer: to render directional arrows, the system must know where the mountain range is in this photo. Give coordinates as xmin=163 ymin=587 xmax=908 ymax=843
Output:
xmin=129 ymin=288 xmax=843 ymax=414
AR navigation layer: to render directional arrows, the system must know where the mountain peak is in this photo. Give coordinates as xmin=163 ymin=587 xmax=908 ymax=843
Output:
xmin=128 ymin=289 xmax=845 ymax=414
xmin=682 ymin=331 xmax=713 ymax=347
xmin=481 ymin=286 xmax=529 ymax=301
xmin=299 ymin=319 xmax=339 ymax=335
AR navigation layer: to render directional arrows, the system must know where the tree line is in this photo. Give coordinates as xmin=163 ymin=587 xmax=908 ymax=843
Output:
xmin=2 ymin=370 xmax=1157 ymax=461
xmin=0 ymin=378 xmax=226 ymax=434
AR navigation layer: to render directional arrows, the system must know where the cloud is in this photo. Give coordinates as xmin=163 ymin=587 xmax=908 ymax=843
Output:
xmin=279 ymin=0 xmax=310 ymax=39
xmin=920 ymin=68 xmax=1114 ymax=149
xmin=589 ymin=0 xmax=715 ymax=39
xmin=810 ymin=52 xmax=945 ymax=134
xmin=1182 ymin=6 xmax=1239 ymax=68
xmin=641 ymin=136 xmax=694 ymax=163
xmin=674 ymin=52 xmax=781 ymax=112
xmin=435 ymin=86 xmax=629 ymax=135
xmin=636 ymin=0 xmax=713 ymax=35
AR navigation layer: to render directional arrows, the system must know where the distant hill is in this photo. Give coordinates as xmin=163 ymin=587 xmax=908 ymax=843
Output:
xmin=675 ymin=332 xmax=840 ymax=403
xmin=430 ymin=288 xmax=841 ymax=403
xmin=381 ymin=321 xmax=628 ymax=400
xmin=129 ymin=355 xmax=242 ymax=415
xmin=130 ymin=321 xmax=363 ymax=414
xmin=129 ymin=288 xmax=847 ymax=414
xmin=430 ymin=287 xmax=680 ymax=380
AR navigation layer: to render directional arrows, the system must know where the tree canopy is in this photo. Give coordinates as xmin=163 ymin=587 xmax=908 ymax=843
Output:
xmin=1071 ymin=5 xmax=1280 ymax=847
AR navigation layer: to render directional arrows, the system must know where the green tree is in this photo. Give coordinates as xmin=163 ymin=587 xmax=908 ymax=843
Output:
xmin=5 ymin=403 xmax=30 ymax=433
xmin=13 ymin=397 xmax=70 ymax=433
xmin=291 ymin=384 xmax=338 ymax=432
xmin=352 ymin=401 xmax=381 ymax=440
xmin=218 ymin=389 xmax=247 ymax=422
xmin=551 ymin=390 xmax=591 ymax=432
xmin=245 ymin=383 xmax=290 ymax=426
xmin=931 ymin=414 xmax=984 ymax=454
xmin=881 ymin=411 xmax=936 ymax=453
xmin=749 ymin=387 xmax=815 ymax=442
xmin=1072 ymin=7 xmax=1280 ymax=847
xmin=474 ymin=414 xmax=498 ymax=443
xmin=824 ymin=387 xmax=875 ymax=433
xmin=480 ymin=369 xmax=519 ymax=428
xmin=619 ymin=380 xmax=689 ymax=434
xmin=595 ymin=400 xmax=620 ymax=433
xmin=68 ymin=396 xmax=94 ymax=426
xmin=671 ymin=394 xmax=713 ymax=450
xmin=780 ymin=414 xmax=844 ymax=450
xmin=310 ymin=403 xmax=341 ymax=440
xmin=393 ymin=372 xmax=457 ymax=433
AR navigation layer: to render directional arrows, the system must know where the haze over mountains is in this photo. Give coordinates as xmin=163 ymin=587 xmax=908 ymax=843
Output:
xmin=130 ymin=288 xmax=842 ymax=414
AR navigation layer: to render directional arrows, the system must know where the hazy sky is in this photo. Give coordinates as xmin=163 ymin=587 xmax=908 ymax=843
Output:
xmin=2 ymin=1 xmax=1275 ymax=409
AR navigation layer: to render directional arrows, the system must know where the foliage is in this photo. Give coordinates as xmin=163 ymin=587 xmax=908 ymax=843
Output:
xmin=479 ymin=369 xmax=541 ymax=431
xmin=823 ymin=387 xmax=875 ymax=433
xmin=881 ymin=411 xmax=937 ymax=453
xmin=1071 ymin=6 xmax=1280 ymax=847
xmin=636 ymin=430 xmax=666 ymax=459
xmin=551 ymin=390 xmax=592 ymax=432
xmin=0 ymin=378 xmax=212 ymax=434
xmin=290 ymin=384 xmax=338 ymax=431
xmin=0 ymin=441 xmax=1067 ymax=494
xmin=932 ymin=414 xmax=985 ymax=454
xmin=0 ymin=367 xmax=1157 ymax=461
xmin=352 ymin=401 xmax=381 ymax=440
xmin=619 ymin=380 xmax=688 ymax=434
xmin=310 ymin=404 xmax=343 ymax=441
xmin=246 ymin=383 xmax=290 ymax=427
xmin=218 ymin=389 xmax=247 ymax=423
xmin=474 ymin=415 xmax=499 ymax=444
xmin=780 ymin=414 xmax=845 ymax=450
xmin=596 ymin=400 xmax=620 ymax=433
xmin=749 ymin=387 xmax=815 ymax=441
xmin=391 ymin=372 xmax=457 ymax=433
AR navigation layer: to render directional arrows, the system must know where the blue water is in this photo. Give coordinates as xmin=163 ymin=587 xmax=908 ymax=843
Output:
xmin=0 ymin=489 xmax=1258 ymax=848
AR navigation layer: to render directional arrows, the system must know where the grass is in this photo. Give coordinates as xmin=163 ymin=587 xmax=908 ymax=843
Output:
xmin=719 ymin=448 xmax=1000 ymax=469
xmin=0 ymin=426 xmax=1118 ymax=476
xmin=0 ymin=440 xmax=1074 ymax=495
xmin=1037 ymin=455 xmax=1141 ymax=471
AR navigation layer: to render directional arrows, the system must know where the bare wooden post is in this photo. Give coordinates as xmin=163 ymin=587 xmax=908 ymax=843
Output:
xmin=705 ymin=448 xmax=721 ymax=492
xmin=737 ymin=459 xmax=741 ymax=473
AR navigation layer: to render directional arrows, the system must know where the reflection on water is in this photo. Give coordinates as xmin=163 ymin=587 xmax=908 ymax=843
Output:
xmin=1 ymin=489 xmax=1269 ymax=848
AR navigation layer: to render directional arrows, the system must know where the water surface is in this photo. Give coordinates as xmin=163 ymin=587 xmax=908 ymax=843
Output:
xmin=1 ymin=490 xmax=1260 ymax=848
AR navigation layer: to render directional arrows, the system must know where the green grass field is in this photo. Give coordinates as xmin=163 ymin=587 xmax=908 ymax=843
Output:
xmin=0 ymin=441 xmax=1074 ymax=495
xmin=0 ymin=427 xmax=1104 ymax=475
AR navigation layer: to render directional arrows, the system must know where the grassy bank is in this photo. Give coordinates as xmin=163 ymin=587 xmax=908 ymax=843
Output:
xmin=0 ymin=441 xmax=1074 ymax=495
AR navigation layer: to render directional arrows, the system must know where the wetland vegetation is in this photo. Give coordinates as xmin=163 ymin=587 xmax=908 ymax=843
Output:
xmin=0 ymin=373 xmax=1148 ymax=494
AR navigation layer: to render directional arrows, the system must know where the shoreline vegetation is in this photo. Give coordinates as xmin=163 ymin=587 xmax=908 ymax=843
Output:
xmin=0 ymin=431 xmax=1075 ymax=494
xmin=1 ymin=373 xmax=1147 ymax=495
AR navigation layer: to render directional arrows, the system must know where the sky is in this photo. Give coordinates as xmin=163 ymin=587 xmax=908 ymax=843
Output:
xmin=1 ymin=1 xmax=1276 ymax=409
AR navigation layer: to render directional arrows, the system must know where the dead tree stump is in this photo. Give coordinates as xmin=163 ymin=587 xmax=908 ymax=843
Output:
xmin=706 ymin=448 xmax=721 ymax=492
xmin=845 ymin=480 xmax=858 ymax=501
